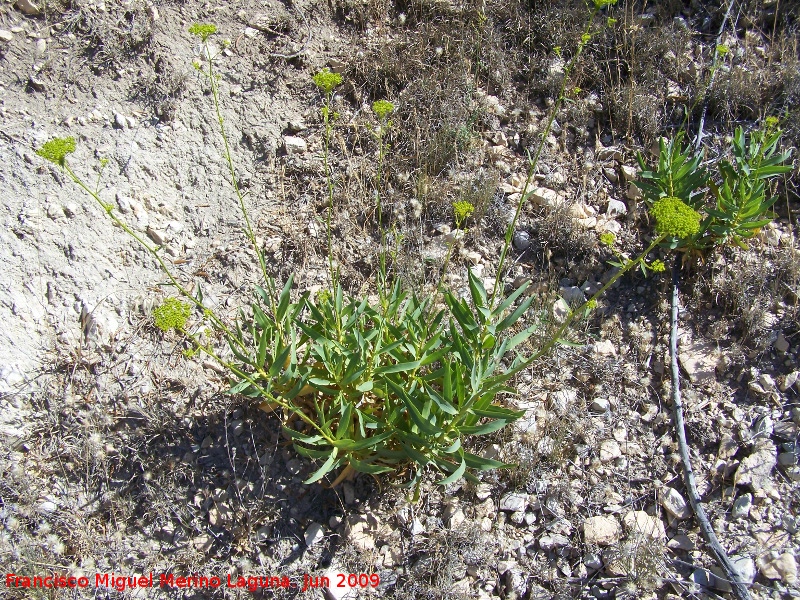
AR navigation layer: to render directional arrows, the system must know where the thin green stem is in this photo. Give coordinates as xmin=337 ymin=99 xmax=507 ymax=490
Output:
xmin=375 ymin=122 xmax=389 ymax=299
xmin=522 ymin=235 xmax=664 ymax=368
xmin=203 ymin=45 xmax=273 ymax=305
xmin=490 ymin=6 xmax=600 ymax=306
xmin=433 ymin=238 xmax=458 ymax=303
xmin=65 ymin=165 xmax=237 ymax=341
xmin=321 ymin=94 xmax=337 ymax=288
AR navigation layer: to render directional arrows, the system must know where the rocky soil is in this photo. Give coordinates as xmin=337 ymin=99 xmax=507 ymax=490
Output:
xmin=1 ymin=0 xmax=798 ymax=599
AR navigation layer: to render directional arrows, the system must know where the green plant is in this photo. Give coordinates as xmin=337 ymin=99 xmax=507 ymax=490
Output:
xmin=452 ymin=200 xmax=475 ymax=229
xmin=38 ymin=11 xmax=675 ymax=496
xmin=152 ymin=298 xmax=191 ymax=332
xmin=232 ymin=272 xmax=541 ymax=496
xmin=707 ymin=122 xmax=794 ymax=248
xmin=637 ymin=122 xmax=793 ymax=253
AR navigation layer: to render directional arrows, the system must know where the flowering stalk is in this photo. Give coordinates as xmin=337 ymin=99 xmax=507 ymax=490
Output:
xmin=433 ymin=200 xmax=475 ymax=301
xmin=191 ymin=26 xmax=276 ymax=309
xmin=313 ymin=68 xmax=343 ymax=287
xmin=490 ymin=0 xmax=617 ymax=305
xmin=372 ymin=99 xmax=395 ymax=297
xmin=515 ymin=233 xmax=664 ymax=371
xmin=35 ymin=139 xmax=261 ymax=359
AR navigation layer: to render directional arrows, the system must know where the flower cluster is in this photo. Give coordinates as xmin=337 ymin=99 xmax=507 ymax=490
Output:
xmin=649 ymin=259 xmax=666 ymax=273
xmin=372 ymin=100 xmax=395 ymax=121
xmin=36 ymin=137 xmax=76 ymax=167
xmin=650 ymin=196 xmax=701 ymax=239
xmin=153 ymin=298 xmax=191 ymax=332
xmin=189 ymin=23 xmax=217 ymax=41
xmin=765 ymin=116 xmax=780 ymax=132
xmin=452 ymin=201 xmax=475 ymax=228
xmin=313 ymin=68 xmax=343 ymax=94
xmin=599 ymin=232 xmax=616 ymax=246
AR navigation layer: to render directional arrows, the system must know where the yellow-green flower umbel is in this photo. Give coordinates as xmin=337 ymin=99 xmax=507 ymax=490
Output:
xmin=188 ymin=23 xmax=217 ymax=41
xmin=372 ymin=100 xmax=395 ymax=120
xmin=453 ymin=201 xmax=475 ymax=229
xmin=313 ymin=68 xmax=343 ymax=94
xmin=650 ymin=196 xmax=701 ymax=239
xmin=37 ymin=137 xmax=76 ymax=167
xmin=153 ymin=298 xmax=191 ymax=332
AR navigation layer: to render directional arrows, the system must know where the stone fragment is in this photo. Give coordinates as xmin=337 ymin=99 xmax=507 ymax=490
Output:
xmin=584 ymin=553 xmax=603 ymax=570
xmin=344 ymin=514 xmax=378 ymax=551
xmin=757 ymin=551 xmax=797 ymax=584
xmin=475 ymin=483 xmax=492 ymax=500
xmin=409 ymin=518 xmax=425 ymax=536
xmin=735 ymin=441 xmax=776 ymax=491
xmin=538 ymin=533 xmax=570 ymax=551
xmin=678 ymin=338 xmax=719 ymax=384
xmin=595 ymin=217 xmax=622 ymax=235
xmin=114 ymin=113 xmax=127 ymax=129
xmin=606 ymin=199 xmax=627 ymax=217
xmin=626 ymin=182 xmax=641 ymax=201
xmin=659 ymin=487 xmax=692 ymax=520
xmin=597 ymin=146 xmax=623 ymax=161
xmin=718 ymin=433 xmax=738 ymax=459
xmin=623 ymin=511 xmax=665 ymax=540
xmin=780 ymin=371 xmax=798 ymax=392
xmin=28 ymin=75 xmax=45 ymax=92
xmin=0 ymin=30 xmax=13 ymax=43
xmin=512 ymin=230 xmax=531 ymax=251
xmin=731 ymin=493 xmax=752 ymax=519
xmin=461 ymin=250 xmax=481 ymax=265
xmin=37 ymin=499 xmax=58 ymax=514
xmin=731 ymin=556 xmax=756 ymax=585
xmin=193 ymin=534 xmax=213 ymax=551
xmin=559 ymin=286 xmax=585 ymax=304
xmin=620 ymin=165 xmax=637 ymax=182
xmin=16 ymin=0 xmax=40 ymax=15
xmin=667 ymin=533 xmax=695 ymax=551
xmin=552 ymin=298 xmax=570 ymax=323
xmin=146 ymin=226 xmax=168 ymax=245
xmin=599 ymin=440 xmax=621 ymax=463
xmin=603 ymin=167 xmax=618 ymax=183
xmin=444 ymin=505 xmax=465 ymax=529
xmin=549 ymin=389 xmax=576 ymax=415
xmin=583 ymin=515 xmax=620 ymax=546
xmin=590 ymin=398 xmax=610 ymax=413
xmin=503 ymin=567 xmax=528 ymax=599
xmin=768 ymin=330 xmax=789 ymax=354
xmin=499 ymin=492 xmax=528 ymax=513
xmin=304 ymin=522 xmax=325 ymax=547
xmin=283 ymin=135 xmax=307 ymax=155
xmin=528 ymin=187 xmax=561 ymax=207
xmin=569 ymin=202 xmax=596 ymax=219
xmin=592 ymin=339 xmax=616 ymax=356
xmin=692 ymin=567 xmax=733 ymax=592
